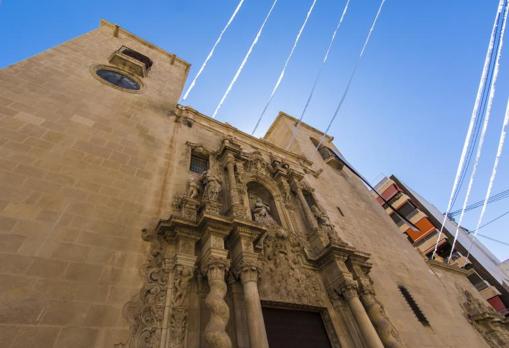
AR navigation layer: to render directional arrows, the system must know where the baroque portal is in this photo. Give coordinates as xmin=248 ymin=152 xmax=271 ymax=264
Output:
xmin=123 ymin=137 xmax=403 ymax=348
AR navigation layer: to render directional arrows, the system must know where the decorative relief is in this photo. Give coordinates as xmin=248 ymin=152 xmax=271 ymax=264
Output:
xmin=247 ymin=151 xmax=271 ymax=177
xmin=258 ymin=229 xmax=324 ymax=306
xmin=311 ymin=204 xmax=340 ymax=244
xmin=123 ymin=229 xmax=170 ymax=348
xmin=201 ymin=169 xmax=222 ymax=202
xmin=186 ymin=177 xmax=200 ymax=199
xmin=168 ymin=265 xmax=194 ymax=348
xmin=461 ymin=290 xmax=509 ymax=348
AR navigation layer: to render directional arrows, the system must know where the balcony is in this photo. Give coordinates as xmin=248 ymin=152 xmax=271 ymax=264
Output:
xmin=318 ymin=147 xmax=344 ymax=170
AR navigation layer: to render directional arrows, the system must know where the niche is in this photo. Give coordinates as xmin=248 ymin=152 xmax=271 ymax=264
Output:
xmin=247 ymin=181 xmax=281 ymax=226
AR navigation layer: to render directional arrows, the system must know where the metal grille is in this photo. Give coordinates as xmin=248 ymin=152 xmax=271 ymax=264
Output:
xmin=398 ymin=286 xmax=430 ymax=326
xmin=190 ymin=154 xmax=208 ymax=174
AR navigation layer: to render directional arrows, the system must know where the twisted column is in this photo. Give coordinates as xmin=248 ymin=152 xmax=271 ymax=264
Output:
xmin=341 ymin=281 xmax=384 ymax=348
xmin=204 ymin=260 xmax=232 ymax=348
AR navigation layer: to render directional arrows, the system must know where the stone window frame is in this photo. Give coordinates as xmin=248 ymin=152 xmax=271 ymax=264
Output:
xmin=186 ymin=142 xmax=211 ymax=175
xmin=90 ymin=64 xmax=144 ymax=94
xmin=190 ymin=152 xmax=209 ymax=174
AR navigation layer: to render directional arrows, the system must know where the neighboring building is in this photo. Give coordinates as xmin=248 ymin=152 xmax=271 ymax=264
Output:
xmin=374 ymin=175 xmax=509 ymax=316
xmin=1 ymin=20 xmax=509 ymax=348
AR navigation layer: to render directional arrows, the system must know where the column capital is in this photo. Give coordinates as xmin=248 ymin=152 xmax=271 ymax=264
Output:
xmin=340 ymin=279 xmax=359 ymax=300
xmin=201 ymin=256 xmax=230 ymax=277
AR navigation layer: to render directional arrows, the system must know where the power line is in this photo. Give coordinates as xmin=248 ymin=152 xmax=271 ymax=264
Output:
xmin=251 ymin=0 xmax=318 ymax=135
xmin=212 ymin=0 xmax=279 ymax=119
xmin=467 ymin=98 xmax=509 ymax=258
xmin=448 ymin=187 xmax=509 ymax=217
xmin=431 ymin=0 xmax=508 ymax=259
xmin=285 ymin=0 xmax=351 ymax=151
xmin=316 ymin=0 xmax=387 ymax=149
xmin=450 ymin=0 xmax=505 ymax=209
xmin=447 ymin=0 xmax=508 ymax=263
xmin=182 ymin=0 xmax=246 ymax=100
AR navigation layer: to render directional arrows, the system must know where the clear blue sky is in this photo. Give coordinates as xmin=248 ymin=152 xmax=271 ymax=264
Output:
xmin=1 ymin=0 xmax=508 ymax=260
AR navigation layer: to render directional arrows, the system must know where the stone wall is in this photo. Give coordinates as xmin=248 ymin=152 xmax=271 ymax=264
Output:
xmin=0 ymin=21 xmax=188 ymax=347
xmin=265 ymin=113 xmax=495 ymax=348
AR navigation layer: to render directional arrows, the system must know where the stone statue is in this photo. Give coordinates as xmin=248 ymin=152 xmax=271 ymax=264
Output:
xmin=252 ymin=197 xmax=278 ymax=227
xmin=201 ymin=170 xmax=222 ymax=201
xmin=187 ymin=177 xmax=200 ymax=199
xmin=311 ymin=204 xmax=333 ymax=227
xmin=311 ymin=204 xmax=339 ymax=243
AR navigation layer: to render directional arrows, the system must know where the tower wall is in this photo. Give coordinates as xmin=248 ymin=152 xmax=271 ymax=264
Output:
xmin=0 ymin=21 xmax=188 ymax=347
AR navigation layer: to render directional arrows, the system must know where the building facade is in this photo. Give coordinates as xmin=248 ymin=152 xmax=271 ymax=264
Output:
xmin=1 ymin=21 xmax=509 ymax=348
xmin=374 ymin=176 xmax=509 ymax=316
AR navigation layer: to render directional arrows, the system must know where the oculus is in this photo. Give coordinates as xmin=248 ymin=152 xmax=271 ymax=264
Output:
xmin=95 ymin=68 xmax=141 ymax=91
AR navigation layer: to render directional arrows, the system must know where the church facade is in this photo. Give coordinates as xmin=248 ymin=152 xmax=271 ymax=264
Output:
xmin=0 ymin=21 xmax=508 ymax=348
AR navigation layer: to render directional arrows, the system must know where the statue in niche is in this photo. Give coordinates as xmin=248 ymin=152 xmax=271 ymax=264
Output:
xmin=187 ymin=177 xmax=200 ymax=199
xmin=201 ymin=170 xmax=222 ymax=201
xmin=252 ymin=196 xmax=287 ymax=249
xmin=253 ymin=197 xmax=278 ymax=226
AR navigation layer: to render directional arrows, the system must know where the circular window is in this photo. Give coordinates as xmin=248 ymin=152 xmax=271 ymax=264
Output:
xmin=96 ymin=68 xmax=141 ymax=91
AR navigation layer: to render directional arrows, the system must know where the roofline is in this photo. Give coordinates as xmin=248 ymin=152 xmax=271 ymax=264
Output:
xmin=100 ymin=19 xmax=191 ymax=73
xmin=263 ymin=111 xmax=334 ymax=143
xmin=178 ymin=105 xmax=313 ymax=167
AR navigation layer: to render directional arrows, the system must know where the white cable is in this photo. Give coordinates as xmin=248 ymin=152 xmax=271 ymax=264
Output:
xmin=447 ymin=0 xmax=508 ymax=263
xmin=316 ymin=0 xmax=386 ymax=149
xmin=467 ymin=97 xmax=509 ymax=258
xmin=251 ymin=0 xmax=318 ymax=135
xmin=212 ymin=0 xmax=279 ymax=119
xmin=286 ymin=0 xmax=351 ymax=150
xmin=182 ymin=0 xmax=246 ymax=100
xmin=431 ymin=0 xmax=507 ymax=259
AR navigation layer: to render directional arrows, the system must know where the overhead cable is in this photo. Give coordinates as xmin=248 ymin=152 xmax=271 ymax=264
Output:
xmin=431 ymin=0 xmax=508 ymax=259
xmin=448 ymin=187 xmax=509 ymax=217
xmin=467 ymin=98 xmax=509 ymax=258
xmin=251 ymin=0 xmax=318 ymax=135
xmin=212 ymin=0 xmax=279 ymax=119
xmin=447 ymin=0 xmax=508 ymax=263
xmin=182 ymin=0 xmax=246 ymax=100
xmin=315 ymin=0 xmax=386 ymax=149
xmin=285 ymin=0 xmax=351 ymax=150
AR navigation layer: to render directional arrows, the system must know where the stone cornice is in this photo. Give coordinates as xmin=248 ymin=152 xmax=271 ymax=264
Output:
xmin=99 ymin=19 xmax=191 ymax=73
xmin=176 ymin=105 xmax=314 ymax=168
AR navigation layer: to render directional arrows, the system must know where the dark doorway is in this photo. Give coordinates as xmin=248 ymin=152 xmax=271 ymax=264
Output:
xmin=262 ymin=306 xmax=333 ymax=348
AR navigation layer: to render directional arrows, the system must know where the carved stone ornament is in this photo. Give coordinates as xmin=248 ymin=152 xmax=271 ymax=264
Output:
xmin=356 ymin=273 xmax=404 ymax=348
xmin=167 ymin=265 xmax=194 ymax=348
xmin=123 ymin=230 xmax=170 ymax=348
xmin=258 ymin=229 xmax=324 ymax=306
xmin=187 ymin=177 xmax=200 ymax=199
xmin=461 ymin=290 xmax=509 ymax=348
xmin=201 ymin=170 xmax=222 ymax=202
xmin=247 ymin=151 xmax=270 ymax=177
xmin=203 ymin=259 xmax=232 ymax=348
